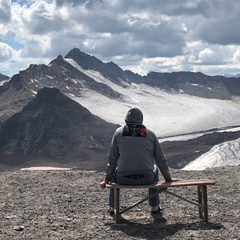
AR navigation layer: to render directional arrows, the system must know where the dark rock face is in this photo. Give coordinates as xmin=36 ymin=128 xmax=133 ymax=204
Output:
xmin=65 ymin=48 xmax=128 ymax=86
xmin=0 ymin=73 xmax=9 ymax=81
xmin=0 ymin=74 xmax=34 ymax=124
xmin=0 ymin=87 xmax=119 ymax=161
xmin=146 ymin=71 xmax=240 ymax=100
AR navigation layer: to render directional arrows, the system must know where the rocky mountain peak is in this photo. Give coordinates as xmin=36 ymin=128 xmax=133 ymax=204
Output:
xmin=65 ymin=48 xmax=102 ymax=70
xmin=0 ymin=87 xmax=119 ymax=162
xmin=23 ymin=87 xmax=63 ymax=111
xmin=65 ymin=48 xmax=129 ymax=85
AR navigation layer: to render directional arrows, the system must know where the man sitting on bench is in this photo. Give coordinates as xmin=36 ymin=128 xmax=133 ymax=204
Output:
xmin=100 ymin=107 xmax=178 ymax=214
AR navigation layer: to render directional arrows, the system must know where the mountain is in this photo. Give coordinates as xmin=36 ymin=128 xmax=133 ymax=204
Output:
xmin=0 ymin=73 xmax=10 ymax=87
xmin=0 ymin=87 xmax=119 ymax=169
xmin=0 ymin=73 xmax=9 ymax=80
xmin=224 ymin=73 xmax=240 ymax=78
xmin=0 ymin=51 xmax=124 ymax=124
xmin=65 ymin=48 xmax=144 ymax=85
xmin=1 ymin=48 xmax=240 ymax=125
xmin=1 ymin=48 xmax=240 ymax=169
xmin=146 ymin=71 xmax=240 ymax=99
xmin=65 ymin=48 xmax=240 ymax=99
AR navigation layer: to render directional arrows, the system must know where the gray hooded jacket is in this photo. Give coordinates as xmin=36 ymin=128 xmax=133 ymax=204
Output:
xmin=105 ymin=108 xmax=172 ymax=183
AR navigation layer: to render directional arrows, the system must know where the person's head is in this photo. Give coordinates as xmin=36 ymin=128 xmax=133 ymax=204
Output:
xmin=125 ymin=108 xmax=143 ymax=125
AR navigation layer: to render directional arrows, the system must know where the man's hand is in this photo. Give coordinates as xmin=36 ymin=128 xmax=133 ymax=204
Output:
xmin=100 ymin=181 xmax=106 ymax=189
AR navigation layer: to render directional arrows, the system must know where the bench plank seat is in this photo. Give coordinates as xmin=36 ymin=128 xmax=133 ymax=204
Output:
xmin=107 ymin=179 xmax=216 ymax=188
xmin=106 ymin=179 xmax=216 ymax=224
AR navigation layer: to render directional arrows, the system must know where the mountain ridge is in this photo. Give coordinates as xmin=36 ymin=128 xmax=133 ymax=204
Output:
xmin=0 ymin=48 xmax=240 ymax=169
xmin=0 ymin=87 xmax=119 ymax=168
xmin=1 ymin=47 xmax=240 ymax=126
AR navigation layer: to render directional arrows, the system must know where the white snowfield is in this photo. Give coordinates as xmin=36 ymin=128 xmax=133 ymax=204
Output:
xmin=66 ymin=59 xmax=240 ymax=138
xmin=64 ymin=59 xmax=240 ymax=170
xmin=21 ymin=167 xmax=72 ymax=171
xmin=0 ymin=80 xmax=9 ymax=86
xmin=182 ymin=138 xmax=240 ymax=170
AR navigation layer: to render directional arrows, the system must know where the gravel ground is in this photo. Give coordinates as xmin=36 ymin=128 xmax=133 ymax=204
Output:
xmin=0 ymin=166 xmax=239 ymax=240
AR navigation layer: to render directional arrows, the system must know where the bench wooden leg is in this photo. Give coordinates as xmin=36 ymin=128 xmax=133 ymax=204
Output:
xmin=198 ymin=185 xmax=208 ymax=223
xmin=114 ymin=188 xmax=120 ymax=223
xmin=202 ymin=185 xmax=208 ymax=223
xmin=197 ymin=186 xmax=203 ymax=219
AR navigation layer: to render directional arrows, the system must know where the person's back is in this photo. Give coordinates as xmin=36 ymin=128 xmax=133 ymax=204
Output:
xmin=112 ymin=124 xmax=161 ymax=176
xmin=100 ymin=107 xmax=176 ymax=214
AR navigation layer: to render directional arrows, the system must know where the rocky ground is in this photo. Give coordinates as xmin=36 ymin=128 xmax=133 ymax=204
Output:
xmin=0 ymin=166 xmax=239 ymax=240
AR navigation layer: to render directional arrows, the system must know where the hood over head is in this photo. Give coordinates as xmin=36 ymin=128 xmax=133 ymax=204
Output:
xmin=125 ymin=108 xmax=143 ymax=125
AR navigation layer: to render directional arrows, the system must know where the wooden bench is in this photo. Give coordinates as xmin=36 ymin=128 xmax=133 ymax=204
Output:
xmin=106 ymin=179 xmax=216 ymax=224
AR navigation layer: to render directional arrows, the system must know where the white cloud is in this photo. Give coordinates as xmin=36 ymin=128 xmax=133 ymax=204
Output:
xmin=198 ymin=48 xmax=215 ymax=62
xmin=0 ymin=42 xmax=13 ymax=59
xmin=233 ymin=48 xmax=240 ymax=62
xmin=1 ymin=0 xmax=240 ymax=77
xmin=0 ymin=0 xmax=11 ymax=23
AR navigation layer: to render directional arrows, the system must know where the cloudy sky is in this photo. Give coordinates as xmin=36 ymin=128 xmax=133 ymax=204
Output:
xmin=1 ymin=0 xmax=240 ymax=77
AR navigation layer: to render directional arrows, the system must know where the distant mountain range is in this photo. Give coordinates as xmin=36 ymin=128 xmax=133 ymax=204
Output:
xmin=1 ymin=48 xmax=240 ymax=170
xmin=1 ymin=48 xmax=240 ymax=123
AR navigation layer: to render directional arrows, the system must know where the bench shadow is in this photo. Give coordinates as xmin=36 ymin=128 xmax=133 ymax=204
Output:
xmin=106 ymin=215 xmax=223 ymax=240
